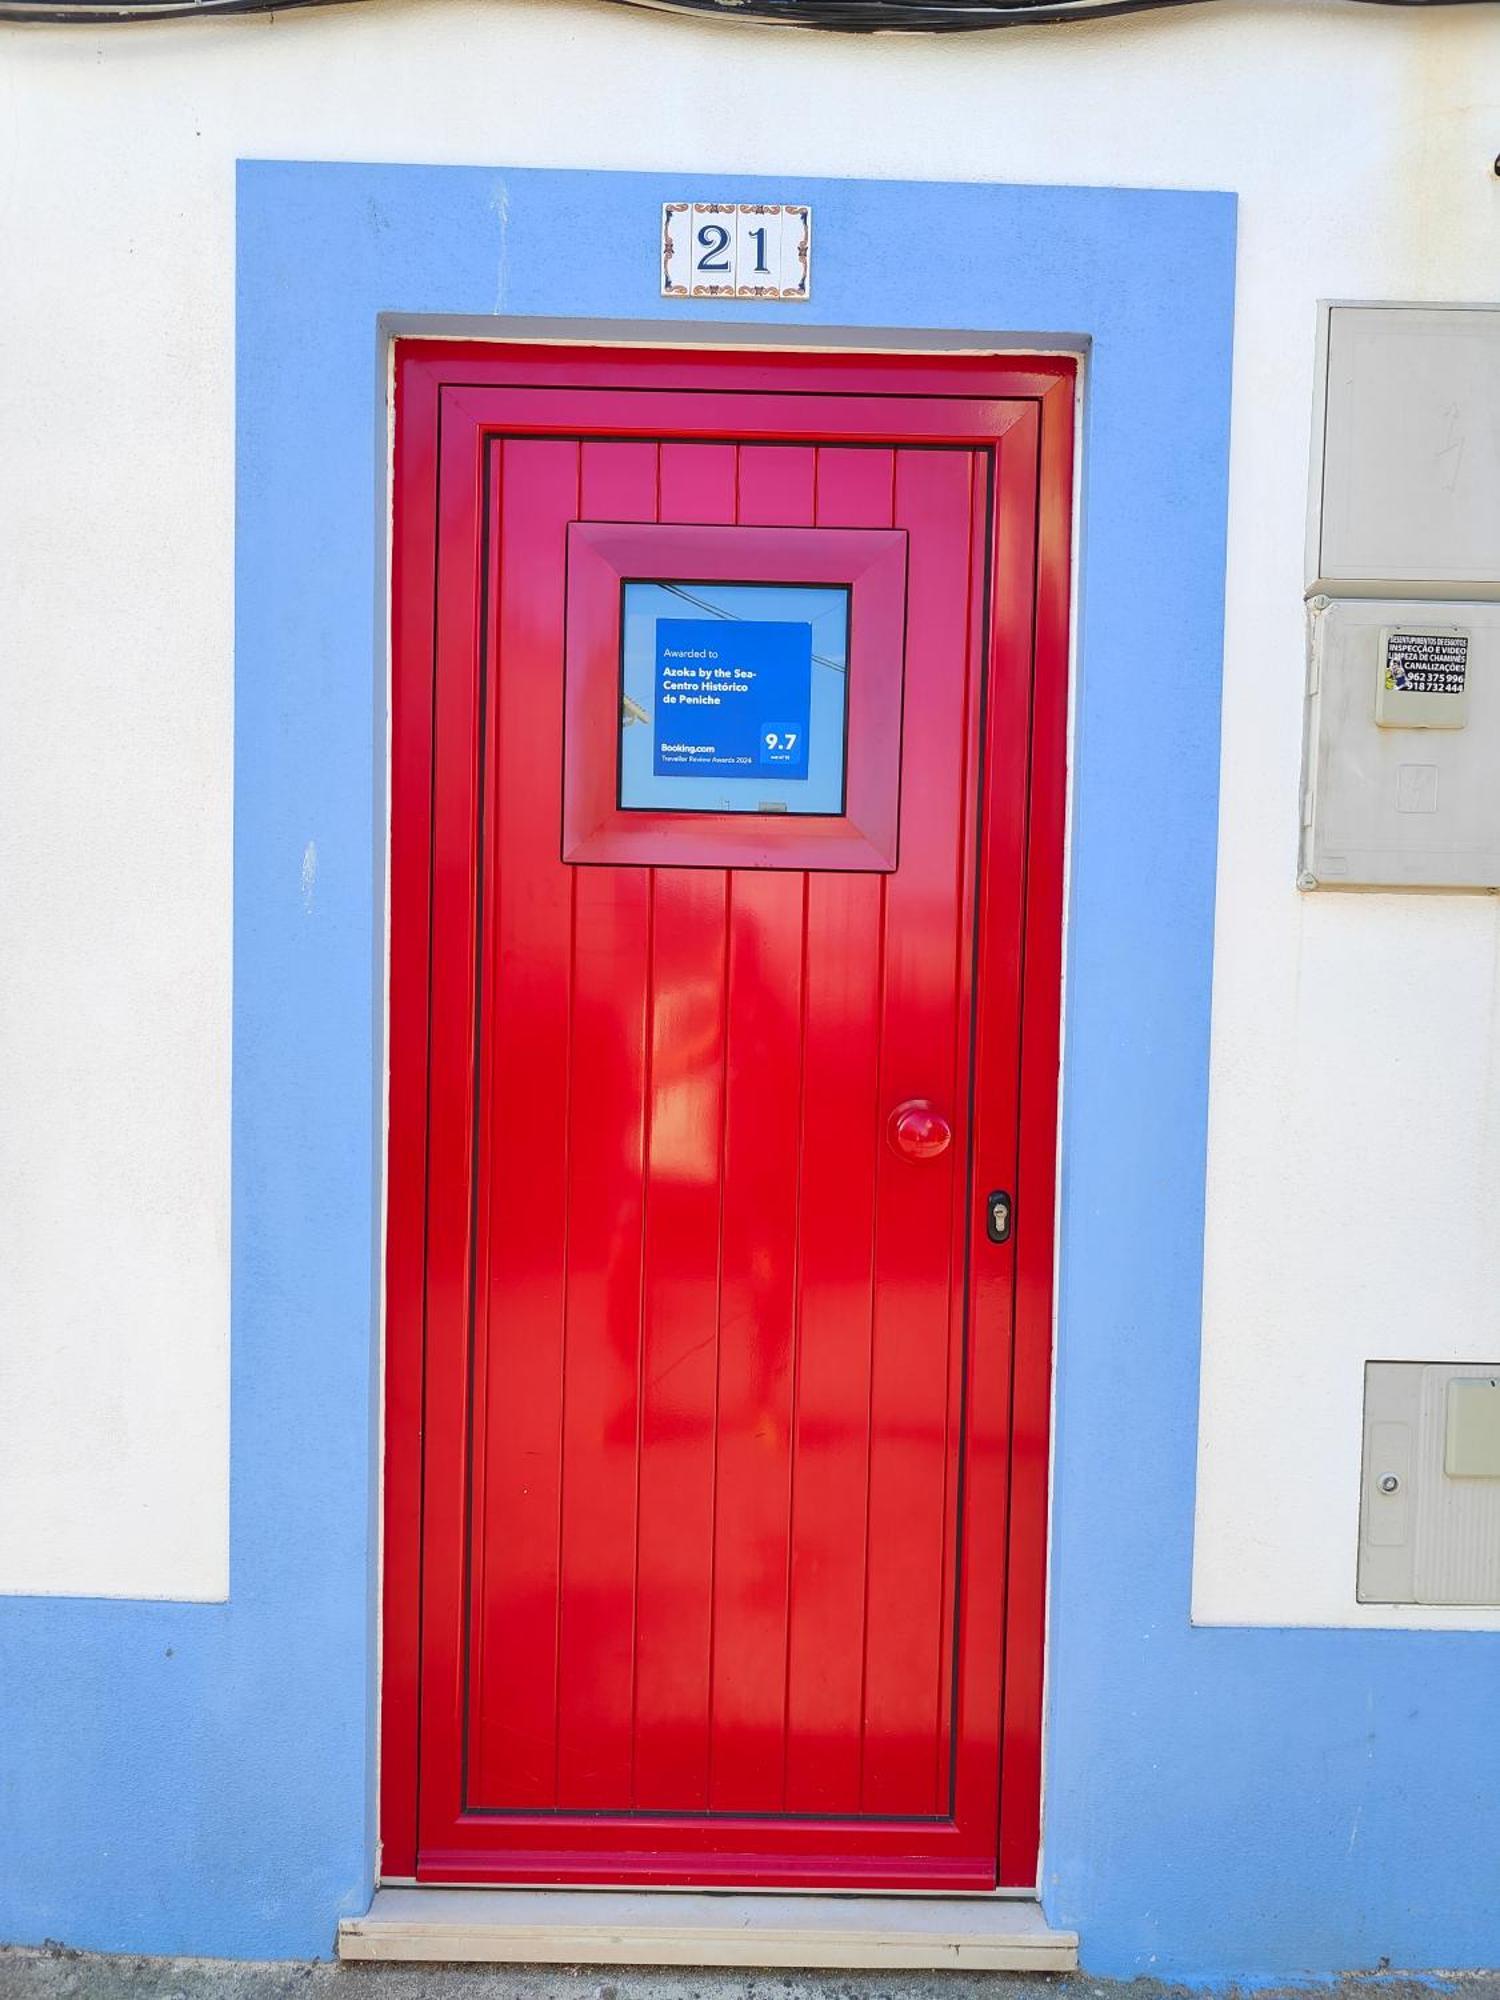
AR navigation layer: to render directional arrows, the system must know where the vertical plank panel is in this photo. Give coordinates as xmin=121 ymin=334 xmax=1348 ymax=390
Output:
xmin=704 ymin=441 xmax=817 ymax=1809
xmin=736 ymin=444 xmax=815 ymax=528
xmin=466 ymin=438 xmax=580 ymax=1807
xmin=783 ymin=447 xmax=895 ymax=1813
xmin=626 ymin=439 xmax=739 ymax=1809
xmin=554 ymin=440 xmax=658 ymax=1808
xmin=709 ymin=867 xmax=807 ymax=1809
xmin=660 ymin=442 xmax=737 ymax=525
xmin=860 ymin=447 xmax=975 ymax=1817
xmin=632 ymin=869 xmax=730 ymax=1809
xmin=811 ymin=444 xmax=893 ymax=528
xmin=581 ymin=438 xmax=658 ymax=519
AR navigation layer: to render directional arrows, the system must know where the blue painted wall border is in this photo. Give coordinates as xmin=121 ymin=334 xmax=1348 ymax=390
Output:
xmin=0 ymin=158 xmax=1494 ymax=1981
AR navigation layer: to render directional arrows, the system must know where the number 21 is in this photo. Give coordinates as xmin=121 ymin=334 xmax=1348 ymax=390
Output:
xmin=695 ymin=220 xmax=774 ymax=281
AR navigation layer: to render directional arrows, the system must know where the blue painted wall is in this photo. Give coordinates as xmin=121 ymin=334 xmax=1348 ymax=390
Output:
xmin=0 ymin=160 xmax=1495 ymax=1980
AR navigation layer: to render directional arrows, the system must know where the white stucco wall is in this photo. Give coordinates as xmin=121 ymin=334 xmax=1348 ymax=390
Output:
xmin=2 ymin=0 xmax=1498 ymax=1617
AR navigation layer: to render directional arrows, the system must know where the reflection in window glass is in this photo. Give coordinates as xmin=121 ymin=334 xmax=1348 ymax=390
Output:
xmin=618 ymin=580 xmax=850 ymax=815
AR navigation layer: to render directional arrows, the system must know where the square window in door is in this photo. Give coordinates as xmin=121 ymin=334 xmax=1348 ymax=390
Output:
xmin=562 ymin=523 xmax=906 ymax=871
xmin=619 ymin=581 xmax=851 ymax=817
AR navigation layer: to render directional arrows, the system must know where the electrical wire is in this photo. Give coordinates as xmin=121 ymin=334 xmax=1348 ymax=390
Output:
xmin=1 ymin=0 xmax=1489 ymax=30
xmin=615 ymin=0 xmax=1495 ymax=22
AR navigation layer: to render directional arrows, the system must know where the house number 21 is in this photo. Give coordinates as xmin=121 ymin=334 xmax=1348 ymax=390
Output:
xmin=662 ymin=201 xmax=813 ymax=303
xmin=695 ymin=222 xmax=771 ymax=276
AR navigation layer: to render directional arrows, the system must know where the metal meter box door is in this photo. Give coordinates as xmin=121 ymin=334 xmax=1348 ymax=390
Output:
xmin=1302 ymin=304 xmax=1500 ymax=891
xmin=1360 ymin=1363 xmax=1500 ymax=1605
xmin=1310 ymin=305 xmax=1500 ymax=596
xmin=1301 ymin=598 xmax=1500 ymax=889
xmin=381 ymin=344 xmax=1074 ymax=1893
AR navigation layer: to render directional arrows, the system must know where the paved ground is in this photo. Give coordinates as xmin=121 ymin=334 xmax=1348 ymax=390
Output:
xmin=3 ymin=1953 xmax=1500 ymax=2000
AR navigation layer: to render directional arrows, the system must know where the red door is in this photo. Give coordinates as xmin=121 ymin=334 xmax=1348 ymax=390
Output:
xmin=384 ymin=345 xmax=1072 ymax=1892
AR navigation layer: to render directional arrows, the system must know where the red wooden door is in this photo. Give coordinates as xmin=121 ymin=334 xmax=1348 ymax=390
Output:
xmin=384 ymin=346 xmax=1073 ymax=1893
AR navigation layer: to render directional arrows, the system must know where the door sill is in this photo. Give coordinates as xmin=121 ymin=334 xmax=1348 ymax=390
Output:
xmin=337 ymin=1886 xmax=1078 ymax=1970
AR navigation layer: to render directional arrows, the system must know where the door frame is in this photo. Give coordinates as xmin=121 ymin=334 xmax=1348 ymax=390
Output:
xmin=380 ymin=340 xmax=1075 ymax=1891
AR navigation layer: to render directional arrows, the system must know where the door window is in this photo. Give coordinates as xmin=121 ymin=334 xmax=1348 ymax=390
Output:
xmin=617 ymin=580 xmax=851 ymax=816
xmin=562 ymin=521 xmax=905 ymax=871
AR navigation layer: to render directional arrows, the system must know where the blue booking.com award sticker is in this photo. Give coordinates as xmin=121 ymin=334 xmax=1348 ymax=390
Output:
xmin=653 ymin=618 xmax=813 ymax=781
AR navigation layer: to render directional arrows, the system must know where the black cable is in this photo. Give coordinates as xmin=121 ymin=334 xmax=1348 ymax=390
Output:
xmin=1 ymin=0 xmax=1490 ymax=27
xmin=621 ymin=0 xmax=1494 ymax=20
xmin=0 ymin=0 xmax=354 ymax=18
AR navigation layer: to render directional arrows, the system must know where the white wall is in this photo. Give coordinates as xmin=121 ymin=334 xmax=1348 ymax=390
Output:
xmin=3 ymin=0 xmax=1499 ymax=1617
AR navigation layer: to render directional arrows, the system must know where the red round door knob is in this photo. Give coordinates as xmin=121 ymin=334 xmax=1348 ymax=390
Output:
xmin=888 ymin=1099 xmax=953 ymax=1161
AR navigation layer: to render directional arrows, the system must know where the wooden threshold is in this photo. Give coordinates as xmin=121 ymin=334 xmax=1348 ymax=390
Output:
xmin=338 ymin=1887 xmax=1078 ymax=1970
